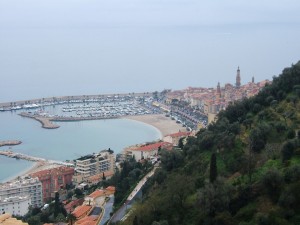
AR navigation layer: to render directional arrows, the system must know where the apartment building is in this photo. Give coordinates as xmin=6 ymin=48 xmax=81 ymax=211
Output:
xmin=0 ymin=177 xmax=42 ymax=215
xmin=30 ymin=166 xmax=74 ymax=203
xmin=73 ymin=150 xmax=115 ymax=184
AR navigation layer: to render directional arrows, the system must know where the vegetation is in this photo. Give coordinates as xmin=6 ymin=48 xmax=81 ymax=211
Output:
xmin=117 ymin=61 xmax=300 ymax=225
xmin=103 ymin=157 xmax=153 ymax=208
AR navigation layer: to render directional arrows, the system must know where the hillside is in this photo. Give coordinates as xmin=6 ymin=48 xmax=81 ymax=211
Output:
xmin=118 ymin=62 xmax=300 ymax=225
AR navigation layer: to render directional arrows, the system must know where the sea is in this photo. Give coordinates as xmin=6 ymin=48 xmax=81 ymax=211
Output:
xmin=0 ymin=108 xmax=161 ymax=183
xmin=1 ymin=0 xmax=300 ymax=183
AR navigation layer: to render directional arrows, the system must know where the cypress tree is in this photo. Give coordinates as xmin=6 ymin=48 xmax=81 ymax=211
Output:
xmin=210 ymin=153 xmax=217 ymax=183
xmin=54 ymin=192 xmax=60 ymax=217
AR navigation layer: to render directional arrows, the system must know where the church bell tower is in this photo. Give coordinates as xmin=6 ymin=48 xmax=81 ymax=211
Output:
xmin=236 ymin=67 xmax=241 ymax=88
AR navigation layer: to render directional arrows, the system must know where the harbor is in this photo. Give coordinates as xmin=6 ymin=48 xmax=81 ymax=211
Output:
xmin=16 ymin=95 xmax=162 ymax=129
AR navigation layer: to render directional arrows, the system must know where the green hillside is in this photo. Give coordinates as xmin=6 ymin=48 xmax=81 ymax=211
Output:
xmin=118 ymin=62 xmax=300 ymax=225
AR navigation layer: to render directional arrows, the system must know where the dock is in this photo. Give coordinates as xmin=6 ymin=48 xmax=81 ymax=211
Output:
xmin=0 ymin=140 xmax=22 ymax=147
xmin=0 ymin=150 xmax=74 ymax=167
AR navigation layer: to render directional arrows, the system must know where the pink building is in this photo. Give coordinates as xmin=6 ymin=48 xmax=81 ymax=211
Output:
xmin=30 ymin=166 xmax=74 ymax=203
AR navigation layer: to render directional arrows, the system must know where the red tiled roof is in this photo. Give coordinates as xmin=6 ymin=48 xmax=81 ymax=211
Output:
xmin=87 ymin=171 xmax=114 ymax=183
xmin=88 ymin=190 xmax=104 ymax=199
xmin=76 ymin=216 xmax=98 ymax=225
xmin=64 ymin=198 xmax=84 ymax=213
xmin=30 ymin=166 xmax=74 ymax=178
xmin=72 ymin=205 xmax=92 ymax=219
xmin=133 ymin=142 xmax=172 ymax=151
xmin=105 ymin=186 xmax=116 ymax=192
xmin=167 ymin=131 xmax=191 ymax=138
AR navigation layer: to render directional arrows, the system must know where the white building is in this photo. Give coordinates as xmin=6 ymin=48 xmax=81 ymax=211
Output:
xmin=0 ymin=195 xmax=31 ymax=216
xmin=125 ymin=142 xmax=173 ymax=161
xmin=0 ymin=177 xmax=43 ymax=211
xmin=73 ymin=149 xmax=115 ymax=184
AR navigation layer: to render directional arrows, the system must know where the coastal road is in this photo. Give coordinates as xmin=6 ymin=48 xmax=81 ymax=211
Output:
xmin=110 ymin=165 xmax=159 ymax=223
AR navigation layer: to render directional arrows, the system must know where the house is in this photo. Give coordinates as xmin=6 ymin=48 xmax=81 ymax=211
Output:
xmin=163 ymin=131 xmax=191 ymax=146
xmin=125 ymin=142 xmax=173 ymax=161
xmin=72 ymin=205 xmax=92 ymax=220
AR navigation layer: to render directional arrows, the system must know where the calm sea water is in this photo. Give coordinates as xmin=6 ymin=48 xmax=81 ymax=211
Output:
xmin=0 ymin=111 xmax=161 ymax=182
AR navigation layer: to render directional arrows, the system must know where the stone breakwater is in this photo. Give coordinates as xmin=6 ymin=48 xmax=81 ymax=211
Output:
xmin=0 ymin=140 xmax=22 ymax=147
xmin=19 ymin=112 xmax=118 ymax=129
xmin=19 ymin=112 xmax=60 ymax=129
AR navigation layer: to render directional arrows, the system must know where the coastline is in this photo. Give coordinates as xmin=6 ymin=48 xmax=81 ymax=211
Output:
xmin=123 ymin=114 xmax=185 ymax=137
xmin=2 ymin=161 xmax=61 ymax=183
xmin=1 ymin=114 xmax=184 ymax=183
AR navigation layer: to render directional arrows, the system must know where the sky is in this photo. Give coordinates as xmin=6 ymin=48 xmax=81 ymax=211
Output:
xmin=0 ymin=0 xmax=300 ymax=102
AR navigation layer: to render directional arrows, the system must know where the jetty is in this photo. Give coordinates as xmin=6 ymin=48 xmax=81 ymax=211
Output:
xmin=0 ymin=140 xmax=22 ymax=147
xmin=0 ymin=150 xmax=74 ymax=167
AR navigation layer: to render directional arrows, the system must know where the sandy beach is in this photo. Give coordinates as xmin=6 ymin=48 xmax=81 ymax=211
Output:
xmin=5 ymin=161 xmax=62 ymax=183
xmin=124 ymin=114 xmax=186 ymax=137
xmin=3 ymin=114 xmax=185 ymax=183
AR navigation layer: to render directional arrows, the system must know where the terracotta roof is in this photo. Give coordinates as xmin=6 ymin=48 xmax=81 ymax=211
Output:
xmin=133 ymin=142 xmax=172 ymax=152
xmin=64 ymin=198 xmax=84 ymax=213
xmin=87 ymin=171 xmax=114 ymax=183
xmin=30 ymin=166 xmax=74 ymax=178
xmin=76 ymin=216 xmax=98 ymax=225
xmin=88 ymin=190 xmax=104 ymax=199
xmin=0 ymin=214 xmax=28 ymax=225
xmin=72 ymin=205 xmax=92 ymax=218
xmin=105 ymin=186 xmax=116 ymax=192
xmin=166 ymin=131 xmax=191 ymax=138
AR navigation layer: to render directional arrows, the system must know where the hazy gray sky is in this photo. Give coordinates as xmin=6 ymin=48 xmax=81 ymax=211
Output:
xmin=0 ymin=0 xmax=300 ymax=101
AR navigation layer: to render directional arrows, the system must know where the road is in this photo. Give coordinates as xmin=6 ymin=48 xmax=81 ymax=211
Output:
xmin=110 ymin=165 xmax=158 ymax=223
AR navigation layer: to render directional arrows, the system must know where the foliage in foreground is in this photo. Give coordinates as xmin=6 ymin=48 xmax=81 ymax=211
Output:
xmin=119 ymin=61 xmax=300 ymax=225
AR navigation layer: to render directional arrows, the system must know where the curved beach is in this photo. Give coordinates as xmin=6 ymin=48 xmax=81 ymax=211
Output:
xmin=124 ymin=114 xmax=185 ymax=137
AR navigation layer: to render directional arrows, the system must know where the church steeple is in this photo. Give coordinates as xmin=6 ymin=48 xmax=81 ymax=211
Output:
xmin=217 ymin=82 xmax=221 ymax=99
xmin=236 ymin=67 xmax=241 ymax=88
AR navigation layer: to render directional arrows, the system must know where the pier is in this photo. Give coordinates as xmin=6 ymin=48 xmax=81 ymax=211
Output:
xmin=19 ymin=112 xmax=60 ymax=129
xmin=0 ymin=140 xmax=22 ymax=147
xmin=0 ymin=150 xmax=74 ymax=167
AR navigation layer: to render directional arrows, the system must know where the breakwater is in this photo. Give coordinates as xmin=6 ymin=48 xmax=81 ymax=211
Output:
xmin=0 ymin=140 xmax=22 ymax=147
xmin=19 ymin=112 xmax=119 ymax=129
xmin=0 ymin=150 xmax=73 ymax=166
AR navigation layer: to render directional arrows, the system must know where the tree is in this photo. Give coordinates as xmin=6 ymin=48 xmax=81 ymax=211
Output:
xmin=198 ymin=178 xmax=232 ymax=217
xmin=67 ymin=213 xmax=76 ymax=225
xmin=281 ymin=141 xmax=295 ymax=162
xmin=27 ymin=215 xmax=41 ymax=225
xmin=210 ymin=153 xmax=217 ymax=183
xmin=54 ymin=192 xmax=60 ymax=217
xmin=74 ymin=188 xmax=83 ymax=198
xmin=55 ymin=213 xmax=66 ymax=223
xmin=178 ymin=137 xmax=184 ymax=149
xmin=133 ymin=215 xmax=139 ymax=225
xmin=262 ymin=169 xmax=283 ymax=203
